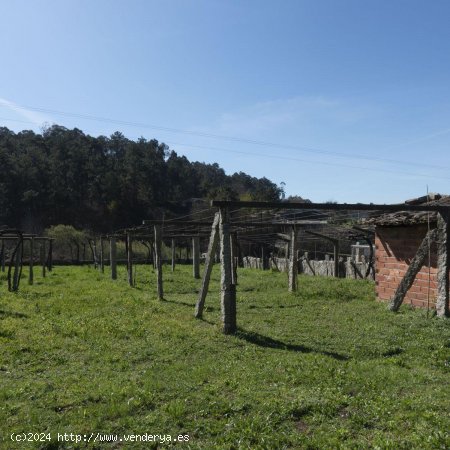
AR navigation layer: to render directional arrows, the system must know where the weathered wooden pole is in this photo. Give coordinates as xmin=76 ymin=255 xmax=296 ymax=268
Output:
xmin=171 ymin=239 xmax=176 ymax=272
xmin=195 ymin=213 xmax=220 ymax=318
xmin=333 ymin=240 xmax=340 ymax=278
xmin=100 ymin=237 xmax=104 ymax=273
xmin=288 ymin=226 xmax=298 ymax=292
xmin=192 ymin=236 xmax=200 ymax=279
xmin=92 ymin=239 xmax=98 ymax=269
xmin=230 ymin=232 xmax=238 ymax=284
xmin=390 ymin=229 xmax=437 ymax=312
xmin=219 ymin=207 xmax=236 ymax=334
xmin=47 ymin=239 xmax=53 ymax=271
xmin=28 ymin=237 xmax=34 ymax=285
xmin=110 ymin=237 xmax=117 ymax=280
xmin=436 ymin=212 xmax=450 ymax=317
xmin=126 ymin=233 xmax=133 ymax=287
xmin=12 ymin=238 xmax=22 ymax=291
xmin=1 ymin=239 xmax=5 ymax=272
xmin=261 ymin=246 xmax=265 ymax=270
xmin=154 ymin=225 xmax=163 ymax=300
xmin=40 ymin=240 xmax=46 ymax=278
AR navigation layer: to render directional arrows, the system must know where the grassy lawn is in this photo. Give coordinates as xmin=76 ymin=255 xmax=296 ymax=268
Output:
xmin=1 ymin=264 xmax=449 ymax=449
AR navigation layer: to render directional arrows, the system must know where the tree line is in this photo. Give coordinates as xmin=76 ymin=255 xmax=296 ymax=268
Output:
xmin=0 ymin=125 xmax=283 ymax=233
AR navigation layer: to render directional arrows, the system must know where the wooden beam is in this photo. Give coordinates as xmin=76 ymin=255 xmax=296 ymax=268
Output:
xmin=142 ymin=219 xmax=327 ymax=227
xmin=211 ymin=200 xmax=449 ymax=212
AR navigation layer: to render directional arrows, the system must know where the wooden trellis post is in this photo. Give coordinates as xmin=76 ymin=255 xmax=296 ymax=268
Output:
xmin=436 ymin=212 xmax=450 ymax=317
xmin=219 ymin=207 xmax=236 ymax=334
xmin=47 ymin=239 xmax=53 ymax=271
xmin=100 ymin=237 xmax=104 ymax=273
xmin=92 ymin=239 xmax=98 ymax=269
xmin=288 ymin=226 xmax=298 ymax=292
xmin=195 ymin=213 xmax=220 ymax=318
xmin=154 ymin=225 xmax=163 ymax=300
xmin=1 ymin=239 xmax=5 ymax=272
xmin=40 ymin=240 xmax=46 ymax=278
xmin=230 ymin=232 xmax=238 ymax=284
xmin=126 ymin=233 xmax=133 ymax=287
xmin=12 ymin=238 xmax=22 ymax=291
xmin=171 ymin=239 xmax=176 ymax=272
xmin=192 ymin=236 xmax=200 ymax=279
xmin=110 ymin=237 xmax=117 ymax=280
xmin=28 ymin=237 xmax=34 ymax=285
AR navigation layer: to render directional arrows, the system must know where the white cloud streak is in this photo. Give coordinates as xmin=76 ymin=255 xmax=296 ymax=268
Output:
xmin=0 ymin=97 xmax=52 ymax=126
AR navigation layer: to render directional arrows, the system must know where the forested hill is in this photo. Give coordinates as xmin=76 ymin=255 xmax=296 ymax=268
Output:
xmin=0 ymin=125 xmax=282 ymax=232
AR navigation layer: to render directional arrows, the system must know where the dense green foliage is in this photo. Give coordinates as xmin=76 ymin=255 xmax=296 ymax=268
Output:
xmin=0 ymin=125 xmax=282 ymax=232
xmin=1 ymin=265 xmax=449 ymax=449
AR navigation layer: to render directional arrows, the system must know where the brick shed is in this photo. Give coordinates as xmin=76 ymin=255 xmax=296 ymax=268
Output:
xmin=368 ymin=194 xmax=450 ymax=309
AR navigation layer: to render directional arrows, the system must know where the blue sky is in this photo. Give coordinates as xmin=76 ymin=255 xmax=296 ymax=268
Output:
xmin=1 ymin=0 xmax=450 ymax=203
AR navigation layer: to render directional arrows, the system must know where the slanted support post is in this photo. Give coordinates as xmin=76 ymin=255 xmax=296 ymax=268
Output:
xmin=29 ymin=237 xmax=34 ymax=285
xmin=154 ymin=225 xmax=163 ymax=300
xmin=436 ymin=212 xmax=450 ymax=317
xmin=126 ymin=233 xmax=133 ymax=287
xmin=288 ymin=226 xmax=298 ymax=292
xmin=110 ymin=237 xmax=117 ymax=280
xmin=195 ymin=212 xmax=220 ymax=318
xmin=219 ymin=207 xmax=236 ymax=334
xmin=171 ymin=239 xmax=176 ymax=272
xmin=192 ymin=236 xmax=200 ymax=279
xmin=389 ymin=229 xmax=437 ymax=312
xmin=100 ymin=237 xmax=104 ymax=273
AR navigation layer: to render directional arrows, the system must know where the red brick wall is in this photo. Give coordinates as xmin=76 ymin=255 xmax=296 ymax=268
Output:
xmin=375 ymin=224 xmax=438 ymax=308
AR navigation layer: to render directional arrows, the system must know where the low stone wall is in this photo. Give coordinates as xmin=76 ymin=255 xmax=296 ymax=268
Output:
xmin=242 ymin=255 xmax=374 ymax=279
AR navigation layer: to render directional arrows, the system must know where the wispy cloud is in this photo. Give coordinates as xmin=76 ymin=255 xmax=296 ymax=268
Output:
xmin=0 ymin=97 xmax=52 ymax=126
xmin=207 ymin=95 xmax=372 ymax=137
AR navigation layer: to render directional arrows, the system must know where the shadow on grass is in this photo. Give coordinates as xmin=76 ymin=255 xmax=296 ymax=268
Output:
xmin=162 ymin=298 xmax=217 ymax=311
xmin=247 ymin=303 xmax=304 ymax=310
xmin=0 ymin=309 xmax=28 ymax=319
xmin=236 ymin=328 xmax=350 ymax=361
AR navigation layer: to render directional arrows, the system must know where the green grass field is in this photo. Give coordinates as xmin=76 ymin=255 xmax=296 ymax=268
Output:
xmin=1 ymin=264 xmax=449 ymax=449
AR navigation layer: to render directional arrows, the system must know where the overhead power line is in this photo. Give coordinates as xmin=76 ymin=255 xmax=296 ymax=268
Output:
xmin=1 ymin=102 xmax=449 ymax=172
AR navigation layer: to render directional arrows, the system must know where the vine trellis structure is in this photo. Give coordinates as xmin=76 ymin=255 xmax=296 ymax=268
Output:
xmin=93 ymin=200 xmax=449 ymax=335
xmin=0 ymin=229 xmax=54 ymax=292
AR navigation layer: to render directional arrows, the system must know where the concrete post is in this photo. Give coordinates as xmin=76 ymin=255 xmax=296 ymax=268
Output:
xmin=219 ymin=207 xmax=236 ymax=334
xmin=437 ymin=212 xmax=450 ymax=317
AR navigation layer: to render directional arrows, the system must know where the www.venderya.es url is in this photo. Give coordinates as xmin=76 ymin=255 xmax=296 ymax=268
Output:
xmin=10 ymin=432 xmax=190 ymax=444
